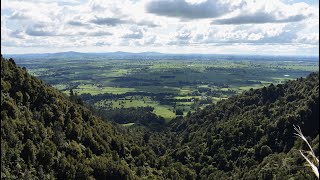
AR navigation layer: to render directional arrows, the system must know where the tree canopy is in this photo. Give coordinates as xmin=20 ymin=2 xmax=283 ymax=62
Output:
xmin=1 ymin=56 xmax=319 ymax=179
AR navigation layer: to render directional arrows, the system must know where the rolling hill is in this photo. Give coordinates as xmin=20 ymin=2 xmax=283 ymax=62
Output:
xmin=1 ymin=55 xmax=318 ymax=179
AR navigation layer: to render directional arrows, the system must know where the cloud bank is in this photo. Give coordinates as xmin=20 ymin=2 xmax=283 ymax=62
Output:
xmin=1 ymin=0 xmax=318 ymax=55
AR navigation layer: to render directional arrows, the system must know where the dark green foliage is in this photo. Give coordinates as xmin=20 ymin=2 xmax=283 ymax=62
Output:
xmin=98 ymin=106 xmax=166 ymax=129
xmin=1 ymin=57 xmax=166 ymax=179
xmin=21 ymin=139 xmax=36 ymax=165
xmin=260 ymin=145 xmax=272 ymax=158
xmin=176 ymin=109 xmax=184 ymax=116
xmin=1 ymin=56 xmax=319 ymax=179
xmin=169 ymin=72 xmax=319 ymax=179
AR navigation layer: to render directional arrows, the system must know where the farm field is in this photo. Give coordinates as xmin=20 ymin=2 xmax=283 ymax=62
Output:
xmin=13 ymin=55 xmax=319 ymax=121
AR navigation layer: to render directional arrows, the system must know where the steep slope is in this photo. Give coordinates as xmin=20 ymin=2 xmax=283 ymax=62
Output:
xmin=0 ymin=56 xmax=197 ymax=179
xmin=1 ymin=55 xmax=318 ymax=179
xmin=169 ymin=72 xmax=319 ymax=179
xmin=0 ymin=57 xmax=135 ymax=179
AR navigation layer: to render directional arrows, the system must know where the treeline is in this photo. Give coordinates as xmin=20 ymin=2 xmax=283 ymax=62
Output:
xmin=168 ymin=72 xmax=319 ymax=179
xmin=80 ymin=92 xmax=172 ymax=104
xmin=1 ymin=56 xmax=319 ymax=179
xmin=96 ymin=106 xmax=166 ymax=130
xmin=0 ymin=56 xmax=194 ymax=179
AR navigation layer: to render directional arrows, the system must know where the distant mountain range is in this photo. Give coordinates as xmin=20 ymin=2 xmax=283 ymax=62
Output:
xmin=3 ymin=51 xmax=319 ymax=61
xmin=5 ymin=51 xmax=164 ymax=57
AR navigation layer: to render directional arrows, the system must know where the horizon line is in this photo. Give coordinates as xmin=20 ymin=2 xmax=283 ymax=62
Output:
xmin=3 ymin=51 xmax=319 ymax=57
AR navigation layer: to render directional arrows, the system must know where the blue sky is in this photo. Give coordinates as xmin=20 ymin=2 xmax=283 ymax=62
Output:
xmin=286 ymin=0 xmax=318 ymax=5
xmin=1 ymin=0 xmax=319 ymax=55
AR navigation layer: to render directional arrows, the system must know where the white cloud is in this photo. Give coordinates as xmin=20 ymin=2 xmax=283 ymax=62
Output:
xmin=212 ymin=0 xmax=314 ymax=24
xmin=146 ymin=0 xmax=245 ymax=19
xmin=122 ymin=26 xmax=144 ymax=39
xmin=1 ymin=0 xmax=319 ymax=55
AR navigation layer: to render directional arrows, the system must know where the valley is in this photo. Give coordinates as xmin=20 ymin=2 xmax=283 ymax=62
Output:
xmin=1 ymin=56 xmax=319 ymax=179
xmin=2 ymin=0 xmax=319 ymax=179
xmin=11 ymin=53 xmax=319 ymax=122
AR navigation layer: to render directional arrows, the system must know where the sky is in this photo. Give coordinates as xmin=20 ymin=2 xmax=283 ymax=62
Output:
xmin=1 ymin=0 xmax=319 ymax=55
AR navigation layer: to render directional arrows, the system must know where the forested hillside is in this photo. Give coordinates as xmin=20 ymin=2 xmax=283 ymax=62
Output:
xmin=0 ymin=56 xmax=194 ymax=179
xmin=168 ymin=71 xmax=319 ymax=179
xmin=1 ymin=56 xmax=319 ymax=179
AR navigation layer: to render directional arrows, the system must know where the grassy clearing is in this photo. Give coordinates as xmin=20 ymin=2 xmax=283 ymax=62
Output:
xmin=52 ymin=84 xmax=68 ymax=90
xmin=153 ymin=105 xmax=176 ymax=121
xmin=17 ymin=57 xmax=318 ymax=124
xmin=96 ymin=97 xmax=176 ymax=121
xmin=121 ymin=123 xmax=135 ymax=127
xmin=70 ymin=84 xmax=135 ymax=95
xmin=271 ymin=77 xmax=295 ymax=84
xmin=212 ymin=97 xmax=228 ymax=103
xmin=178 ymin=88 xmax=193 ymax=95
xmin=238 ymin=85 xmax=266 ymax=91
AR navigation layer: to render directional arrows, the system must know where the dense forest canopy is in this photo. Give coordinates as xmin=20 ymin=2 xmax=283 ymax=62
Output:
xmin=1 ymin=56 xmax=319 ymax=179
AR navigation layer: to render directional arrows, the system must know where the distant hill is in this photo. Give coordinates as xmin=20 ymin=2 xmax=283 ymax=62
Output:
xmin=1 ymin=55 xmax=318 ymax=179
xmin=3 ymin=51 xmax=167 ymax=60
xmin=4 ymin=51 xmax=319 ymax=61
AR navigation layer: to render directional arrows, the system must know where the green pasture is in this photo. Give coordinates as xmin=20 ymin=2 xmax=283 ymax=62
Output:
xmin=16 ymin=57 xmax=319 ymax=123
xmin=96 ymin=97 xmax=176 ymax=121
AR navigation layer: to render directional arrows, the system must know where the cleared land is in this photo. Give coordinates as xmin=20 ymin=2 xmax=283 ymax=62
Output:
xmin=14 ymin=56 xmax=319 ymax=121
